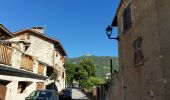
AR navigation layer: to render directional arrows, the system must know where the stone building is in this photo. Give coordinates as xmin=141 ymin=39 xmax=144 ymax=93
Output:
xmin=109 ymin=0 xmax=170 ymax=100
xmin=10 ymin=27 xmax=67 ymax=92
xmin=0 ymin=25 xmax=67 ymax=100
xmin=0 ymin=25 xmax=47 ymax=100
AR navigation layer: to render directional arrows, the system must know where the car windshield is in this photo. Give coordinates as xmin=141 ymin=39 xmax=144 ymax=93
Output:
xmin=28 ymin=90 xmax=53 ymax=100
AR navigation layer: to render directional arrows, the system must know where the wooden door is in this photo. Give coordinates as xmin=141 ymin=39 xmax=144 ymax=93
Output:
xmin=0 ymin=84 xmax=7 ymax=100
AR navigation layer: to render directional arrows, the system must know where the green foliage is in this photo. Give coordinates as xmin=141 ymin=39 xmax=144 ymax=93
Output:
xmin=65 ymin=56 xmax=116 ymax=90
xmin=65 ymin=55 xmax=118 ymax=79
xmin=50 ymin=69 xmax=58 ymax=81
xmin=79 ymin=79 xmax=92 ymax=89
xmin=65 ymin=63 xmax=77 ymax=85
xmin=74 ymin=58 xmax=96 ymax=81
xmin=78 ymin=69 xmax=88 ymax=79
xmin=89 ymin=77 xmax=105 ymax=85
xmin=79 ymin=58 xmax=96 ymax=77
xmin=74 ymin=58 xmax=105 ymax=90
xmin=79 ymin=77 xmax=105 ymax=89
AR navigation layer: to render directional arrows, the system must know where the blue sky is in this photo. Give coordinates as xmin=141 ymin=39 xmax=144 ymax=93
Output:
xmin=0 ymin=0 xmax=120 ymax=58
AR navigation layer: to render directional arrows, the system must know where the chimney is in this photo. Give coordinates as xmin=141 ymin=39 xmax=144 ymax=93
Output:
xmin=32 ymin=27 xmax=44 ymax=34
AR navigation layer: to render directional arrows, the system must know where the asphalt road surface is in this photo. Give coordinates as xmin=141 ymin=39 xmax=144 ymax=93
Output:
xmin=71 ymin=88 xmax=89 ymax=100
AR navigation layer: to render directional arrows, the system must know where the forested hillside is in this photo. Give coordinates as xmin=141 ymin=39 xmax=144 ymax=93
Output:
xmin=65 ymin=55 xmax=119 ymax=79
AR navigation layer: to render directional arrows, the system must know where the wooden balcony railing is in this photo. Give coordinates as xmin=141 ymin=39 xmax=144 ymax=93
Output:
xmin=20 ymin=54 xmax=34 ymax=72
xmin=38 ymin=63 xmax=44 ymax=75
xmin=0 ymin=44 xmax=12 ymax=65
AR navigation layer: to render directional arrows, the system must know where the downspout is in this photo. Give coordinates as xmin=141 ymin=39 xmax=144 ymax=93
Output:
xmin=120 ymin=36 xmax=124 ymax=100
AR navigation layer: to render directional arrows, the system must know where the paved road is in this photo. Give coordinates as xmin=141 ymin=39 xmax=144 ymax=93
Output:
xmin=72 ymin=88 xmax=89 ymax=100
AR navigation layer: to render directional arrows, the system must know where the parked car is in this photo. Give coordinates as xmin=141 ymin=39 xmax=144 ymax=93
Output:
xmin=25 ymin=90 xmax=60 ymax=100
xmin=59 ymin=89 xmax=72 ymax=100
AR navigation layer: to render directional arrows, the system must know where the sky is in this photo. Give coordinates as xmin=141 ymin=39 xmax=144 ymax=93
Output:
xmin=0 ymin=0 xmax=120 ymax=58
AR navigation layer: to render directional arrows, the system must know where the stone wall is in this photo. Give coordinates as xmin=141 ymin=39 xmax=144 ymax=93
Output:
xmin=156 ymin=0 xmax=170 ymax=99
xmin=11 ymin=48 xmax=22 ymax=69
xmin=9 ymin=34 xmax=54 ymax=66
xmin=114 ymin=0 xmax=170 ymax=100
xmin=25 ymin=35 xmax=54 ymax=66
xmin=9 ymin=31 xmax=66 ymax=93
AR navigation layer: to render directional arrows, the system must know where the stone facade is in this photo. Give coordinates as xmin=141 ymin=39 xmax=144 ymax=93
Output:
xmin=9 ymin=33 xmax=54 ymax=66
xmin=10 ymin=29 xmax=67 ymax=92
xmin=0 ymin=45 xmax=46 ymax=100
xmin=111 ymin=0 xmax=170 ymax=100
xmin=0 ymin=26 xmax=66 ymax=100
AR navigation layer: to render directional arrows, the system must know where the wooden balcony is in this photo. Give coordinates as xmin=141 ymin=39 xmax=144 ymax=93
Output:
xmin=20 ymin=54 xmax=34 ymax=72
xmin=38 ymin=63 xmax=44 ymax=75
xmin=0 ymin=43 xmax=48 ymax=76
xmin=0 ymin=43 xmax=12 ymax=66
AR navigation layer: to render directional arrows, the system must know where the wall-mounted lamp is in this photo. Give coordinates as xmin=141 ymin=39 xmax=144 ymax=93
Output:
xmin=105 ymin=25 xmax=119 ymax=41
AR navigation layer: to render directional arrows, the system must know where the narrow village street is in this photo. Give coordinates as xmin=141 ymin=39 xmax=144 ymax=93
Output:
xmin=1 ymin=0 xmax=170 ymax=100
xmin=71 ymin=88 xmax=89 ymax=100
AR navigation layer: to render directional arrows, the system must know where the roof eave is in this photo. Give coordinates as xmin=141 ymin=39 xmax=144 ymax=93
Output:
xmin=14 ymin=29 xmax=60 ymax=44
xmin=111 ymin=0 xmax=123 ymax=27
xmin=111 ymin=16 xmax=117 ymax=27
xmin=14 ymin=29 xmax=67 ymax=56
xmin=0 ymin=24 xmax=14 ymax=37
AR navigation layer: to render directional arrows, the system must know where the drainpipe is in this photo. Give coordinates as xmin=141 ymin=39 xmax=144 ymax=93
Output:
xmin=120 ymin=37 xmax=124 ymax=100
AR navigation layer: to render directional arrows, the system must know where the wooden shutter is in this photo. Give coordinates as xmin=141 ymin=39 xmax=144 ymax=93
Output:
xmin=0 ymin=84 xmax=7 ymax=100
xmin=123 ymin=3 xmax=132 ymax=33
xmin=126 ymin=4 xmax=132 ymax=29
xmin=36 ymin=82 xmax=44 ymax=90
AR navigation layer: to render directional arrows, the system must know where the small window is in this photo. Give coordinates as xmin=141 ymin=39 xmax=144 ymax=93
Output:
xmin=133 ymin=37 xmax=144 ymax=65
xmin=62 ymin=72 xmax=64 ymax=78
xmin=36 ymin=82 xmax=44 ymax=90
xmin=17 ymin=82 xmax=27 ymax=94
xmin=123 ymin=3 xmax=132 ymax=33
xmin=25 ymin=33 xmax=30 ymax=39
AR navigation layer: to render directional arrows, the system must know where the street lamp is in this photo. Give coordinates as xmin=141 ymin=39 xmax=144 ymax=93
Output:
xmin=105 ymin=25 xmax=119 ymax=41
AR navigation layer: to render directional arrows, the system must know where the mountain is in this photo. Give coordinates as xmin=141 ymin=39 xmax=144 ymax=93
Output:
xmin=65 ymin=55 xmax=119 ymax=79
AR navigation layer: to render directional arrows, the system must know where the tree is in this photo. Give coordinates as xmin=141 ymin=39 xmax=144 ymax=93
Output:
xmin=65 ymin=63 xmax=76 ymax=85
xmin=79 ymin=76 xmax=105 ymax=89
xmin=76 ymin=58 xmax=99 ymax=89
xmin=66 ymin=58 xmax=105 ymax=90
xmin=89 ymin=77 xmax=105 ymax=86
xmin=49 ymin=69 xmax=58 ymax=81
xmin=79 ymin=58 xmax=97 ymax=77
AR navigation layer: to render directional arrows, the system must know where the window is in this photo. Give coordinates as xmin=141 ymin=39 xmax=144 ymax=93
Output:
xmin=36 ymin=82 xmax=44 ymax=90
xmin=133 ymin=37 xmax=144 ymax=65
xmin=123 ymin=3 xmax=132 ymax=33
xmin=25 ymin=33 xmax=30 ymax=39
xmin=17 ymin=81 xmax=31 ymax=93
xmin=20 ymin=33 xmax=30 ymax=40
xmin=62 ymin=72 xmax=64 ymax=78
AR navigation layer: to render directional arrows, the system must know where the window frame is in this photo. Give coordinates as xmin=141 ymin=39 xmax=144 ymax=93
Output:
xmin=133 ymin=37 xmax=144 ymax=66
xmin=123 ymin=3 xmax=132 ymax=34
